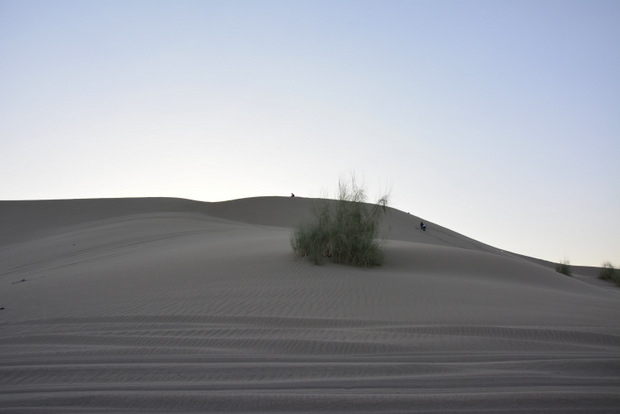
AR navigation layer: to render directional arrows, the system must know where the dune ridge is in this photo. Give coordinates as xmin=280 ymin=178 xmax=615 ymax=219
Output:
xmin=1 ymin=197 xmax=619 ymax=413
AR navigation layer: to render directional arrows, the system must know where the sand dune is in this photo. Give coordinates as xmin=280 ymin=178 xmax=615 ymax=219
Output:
xmin=1 ymin=197 xmax=619 ymax=413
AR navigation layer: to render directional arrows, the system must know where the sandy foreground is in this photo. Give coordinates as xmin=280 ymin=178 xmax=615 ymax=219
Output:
xmin=0 ymin=196 xmax=618 ymax=413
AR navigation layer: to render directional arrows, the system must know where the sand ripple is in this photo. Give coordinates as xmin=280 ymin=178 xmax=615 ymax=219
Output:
xmin=1 ymin=198 xmax=619 ymax=412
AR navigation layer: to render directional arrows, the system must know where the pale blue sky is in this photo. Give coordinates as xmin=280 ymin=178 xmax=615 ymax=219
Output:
xmin=1 ymin=0 xmax=619 ymax=266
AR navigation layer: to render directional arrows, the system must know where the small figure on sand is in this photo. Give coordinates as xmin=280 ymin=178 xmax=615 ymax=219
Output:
xmin=291 ymin=193 xmax=295 ymax=197
xmin=420 ymin=221 xmax=426 ymax=231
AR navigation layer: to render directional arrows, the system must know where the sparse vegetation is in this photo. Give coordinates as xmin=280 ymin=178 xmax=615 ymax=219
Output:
xmin=555 ymin=259 xmax=572 ymax=276
xmin=598 ymin=262 xmax=620 ymax=286
xmin=291 ymin=177 xmax=389 ymax=267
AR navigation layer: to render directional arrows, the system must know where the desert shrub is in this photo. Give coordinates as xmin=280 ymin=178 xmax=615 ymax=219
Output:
xmin=291 ymin=178 xmax=389 ymax=267
xmin=599 ymin=262 xmax=620 ymax=286
xmin=555 ymin=259 xmax=572 ymax=276
xmin=290 ymin=204 xmax=332 ymax=265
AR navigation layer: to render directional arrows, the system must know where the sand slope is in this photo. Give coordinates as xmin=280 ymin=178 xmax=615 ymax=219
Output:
xmin=1 ymin=197 xmax=619 ymax=413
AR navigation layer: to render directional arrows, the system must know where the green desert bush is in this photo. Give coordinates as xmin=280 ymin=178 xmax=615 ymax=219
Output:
xmin=555 ymin=259 xmax=572 ymax=276
xmin=291 ymin=178 xmax=389 ymax=267
xmin=598 ymin=262 xmax=620 ymax=286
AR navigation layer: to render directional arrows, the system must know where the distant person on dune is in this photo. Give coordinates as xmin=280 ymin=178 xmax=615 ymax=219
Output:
xmin=420 ymin=221 xmax=426 ymax=231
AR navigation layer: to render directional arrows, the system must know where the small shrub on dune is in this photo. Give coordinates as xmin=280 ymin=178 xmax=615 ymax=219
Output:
xmin=555 ymin=259 xmax=572 ymax=276
xmin=599 ymin=262 xmax=620 ymax=286
xmin=290 ymin=204 xmax=332 ymax=265
xmin=291 ymin=178 xmax=389 ymax=267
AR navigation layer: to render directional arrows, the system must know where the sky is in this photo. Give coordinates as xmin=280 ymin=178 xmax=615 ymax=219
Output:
xmin=1 ymin=0 xmax=619 ymax=267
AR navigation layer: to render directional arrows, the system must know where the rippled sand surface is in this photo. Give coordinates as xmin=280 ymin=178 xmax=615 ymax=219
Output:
xmin=1 ymin=197 xmax=619 ymax=413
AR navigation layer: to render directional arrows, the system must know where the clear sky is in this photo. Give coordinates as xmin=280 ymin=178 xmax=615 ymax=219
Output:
xmin=1 ymin=0 xmax=619 ymax=267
